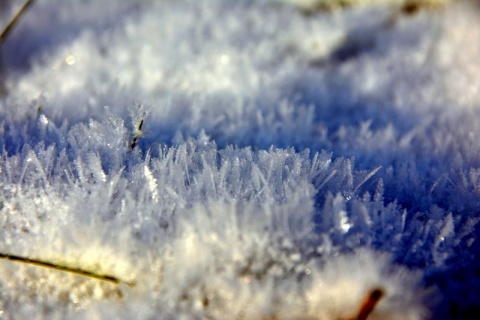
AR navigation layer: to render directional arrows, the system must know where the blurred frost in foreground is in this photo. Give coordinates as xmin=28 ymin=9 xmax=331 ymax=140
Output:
xmin=0 ymin=0 xmax=479 ymax=319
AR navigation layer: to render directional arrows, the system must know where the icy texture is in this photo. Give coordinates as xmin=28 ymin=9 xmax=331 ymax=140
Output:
xmin=0 ymin=0 xmax=479 ymax=319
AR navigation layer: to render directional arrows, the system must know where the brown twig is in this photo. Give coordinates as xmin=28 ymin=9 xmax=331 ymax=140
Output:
xmin=354 ymin=288 xmax=385 ymax=320
xmin=130 ymin=118 xmax=144 ymax=149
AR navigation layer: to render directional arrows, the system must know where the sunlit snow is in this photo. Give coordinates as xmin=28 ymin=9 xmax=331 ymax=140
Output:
xmin=0 ymin=0 xmax=479 ymax=319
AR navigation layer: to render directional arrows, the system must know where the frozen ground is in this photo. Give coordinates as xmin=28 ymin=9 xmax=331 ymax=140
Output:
xmin=0 ymin=0 xmax=479 ymax=319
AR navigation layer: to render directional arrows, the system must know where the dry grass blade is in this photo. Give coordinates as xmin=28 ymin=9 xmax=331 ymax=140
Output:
xmin=353 ymin=288 xmax=385 ymax=320
xmin=0 ymin=0 xmax=36 ymax=46
xmin=0 ymin=252 xmax=135 ymax=286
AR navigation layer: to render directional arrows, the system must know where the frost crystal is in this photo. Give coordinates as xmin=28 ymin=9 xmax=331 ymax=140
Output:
xmin=0 ymin=0 xmax=479 ymax=319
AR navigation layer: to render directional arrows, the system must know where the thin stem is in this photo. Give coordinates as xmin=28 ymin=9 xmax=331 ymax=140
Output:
xmin=0 ymin=252 xmax=135 ymax=286
xmin=130 ymin=118 xmax=144 ymax=149
xmin=0 ymin=0 xmax=36 ymax=45
xmin=355 ymin=288 xmax=385 ymax=320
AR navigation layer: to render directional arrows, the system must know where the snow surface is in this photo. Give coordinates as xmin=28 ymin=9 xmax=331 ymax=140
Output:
xmin=0 ymin=0 xmax=479 ymax=319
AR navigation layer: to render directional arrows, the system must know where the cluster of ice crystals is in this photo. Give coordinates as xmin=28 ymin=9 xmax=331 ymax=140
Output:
xmin=0 ymin=0 xmax=479 ymax=319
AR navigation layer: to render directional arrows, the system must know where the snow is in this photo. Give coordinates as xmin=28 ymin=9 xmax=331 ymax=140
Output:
xmin=0 ymin=0 xmax=479 ymax=318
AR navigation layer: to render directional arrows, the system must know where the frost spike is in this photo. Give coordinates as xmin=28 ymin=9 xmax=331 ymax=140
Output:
xmin=317 ymin=169 xmax=337 ymax=191
xmin=354 ymin=166 xmax=382 ymax=193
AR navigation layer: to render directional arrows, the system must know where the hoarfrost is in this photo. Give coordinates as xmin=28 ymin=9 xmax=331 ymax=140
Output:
xmin=0 ymin=0 xmax=479 ymax=319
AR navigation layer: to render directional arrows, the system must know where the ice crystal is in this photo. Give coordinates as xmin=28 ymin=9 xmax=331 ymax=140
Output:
xmin=0 ymin=0 xmax=479 ymax=319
